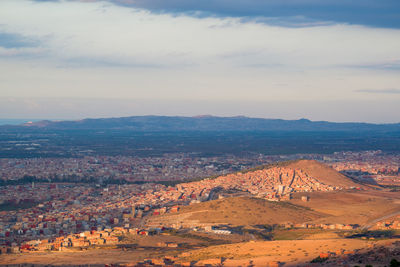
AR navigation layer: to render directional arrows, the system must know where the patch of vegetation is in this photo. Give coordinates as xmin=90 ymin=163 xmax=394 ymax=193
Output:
xmin=310 ymin=256 xmax=328 ymax=263
xmin=262 ymin=224 xmax=279 ymax=232
xmin=0 ymin=201 xmax=37 ymax=211
xmin=272 ymin=228 xmax=331 ymax=240
xmin=390 ymin=258 xmax=400 ymax=267
xmin=348 ymin=230 xmax=397 ymax=239
xmin=165 ymin=229 xmax=228 ymax=245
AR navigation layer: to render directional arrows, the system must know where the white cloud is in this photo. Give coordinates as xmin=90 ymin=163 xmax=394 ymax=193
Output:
xmin=1 ymin=0 xmax=400 ymax=68
xmin=0 ymin=0 xmax=399 ymax=121
xmin=0 ymin=46 xmax=44 ymax=57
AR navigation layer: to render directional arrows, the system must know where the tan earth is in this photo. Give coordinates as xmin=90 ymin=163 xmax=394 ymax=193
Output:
xmin=0 ymin=248 xmax=157 ymax=266
xmin=175 ymin=238 xmax=400 ymax=267
xmin=147 ymin=188 xmax=400 ymax=229
xmin=146 ymin=196 xmax=326 ymax=228
xmin=286 ymin=160 xmax=358 ymax=188
xmin=2 ymin=238 xmax=398 ymax=266
xmin=290 ymin=190 xmax=400 ymax=225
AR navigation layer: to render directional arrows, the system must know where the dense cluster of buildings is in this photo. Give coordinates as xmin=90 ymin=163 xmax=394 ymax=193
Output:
xmin=326 ymin=151 xmax=400 ymax=174
xmin=0 ymin=154 xmax=286 ymax=183
xmin=3 ymin=150 xmax=398 ymax=186
xmin=325 ymin=151 xmax=400 ymax=185
xmin=1 ymin=150 xmax=399 ymax=256
xmin=282 ymin=222 xmax=359 ymax=230
xmin=0 ymin=183 xmax=160 ymax=252
xmin=172 ymin=166 xmax=354 ymax=202
xmin=0 ymin=162 xmax=358 ymax=254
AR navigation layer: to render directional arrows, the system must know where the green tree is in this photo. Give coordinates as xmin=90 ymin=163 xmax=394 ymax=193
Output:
xmin=390 ymin=258 xmax=400 ymax=267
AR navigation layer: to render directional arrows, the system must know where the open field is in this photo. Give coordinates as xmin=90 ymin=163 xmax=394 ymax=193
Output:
xmin=175 ymin=238 xmax=400 ymax=267
xmin=271 ymin=228 xmax=341 ymax=240
xmin=0 ymin=248 xmax=159 ymax=266
xmin=146 ymin=196 xmax=325 ymax=228
xmin=147 ymin=188 xmax=400 ymax=230
xmin=290 ymin=190 xmax=400 ymax=226
xmin=2 ymin=238 xmax=399 ymax=266
xmin=0 ymin=234 xmax=201 ymax=266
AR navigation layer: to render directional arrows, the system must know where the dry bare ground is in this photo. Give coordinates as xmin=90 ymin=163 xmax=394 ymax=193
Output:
xmin=175 ymin=238 xmax=400 ymax=267
xmin=290 ymin=190 xmax=400 ymax=226
xmin=147 ymin=196 xmax=326 ymax=228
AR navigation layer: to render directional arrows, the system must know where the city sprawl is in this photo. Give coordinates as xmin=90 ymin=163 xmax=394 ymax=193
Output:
xmin=1 ymin=150 xmax=400 ymax=266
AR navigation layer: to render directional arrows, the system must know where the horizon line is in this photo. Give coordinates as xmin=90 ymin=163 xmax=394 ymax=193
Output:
xmin=1 ymin=115 xmax=399 ymax=126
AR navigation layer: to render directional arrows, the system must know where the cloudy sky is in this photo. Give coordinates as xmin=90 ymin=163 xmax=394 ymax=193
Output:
xmin=0 ymin=0 xmax=399 ymax=122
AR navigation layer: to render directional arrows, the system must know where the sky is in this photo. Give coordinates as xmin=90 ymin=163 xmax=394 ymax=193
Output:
xmin=0 ymin=0 xmax=399 ymax=123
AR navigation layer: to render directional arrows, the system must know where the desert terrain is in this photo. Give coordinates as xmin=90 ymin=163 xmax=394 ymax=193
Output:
xmin=2 ymin=238 xmax=399 ymax=266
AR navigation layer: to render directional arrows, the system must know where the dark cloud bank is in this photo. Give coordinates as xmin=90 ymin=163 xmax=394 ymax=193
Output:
xmin=65 ymin=0 xmax=400 ymax=28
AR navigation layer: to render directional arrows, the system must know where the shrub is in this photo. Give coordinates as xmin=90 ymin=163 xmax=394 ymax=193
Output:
xmin=390 ymin=258 xmax=400 ymax=267
xmin=310 ymin=256 xmax=328 ymax=263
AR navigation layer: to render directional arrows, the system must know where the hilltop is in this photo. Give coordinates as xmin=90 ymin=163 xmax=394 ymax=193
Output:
xmin=239 ymin=159 xmax=358 ymax=187
xmin=174 ymin=160 xmax=360 ymax=204
xmin=285 ymin=160 xmax=358 ymax=188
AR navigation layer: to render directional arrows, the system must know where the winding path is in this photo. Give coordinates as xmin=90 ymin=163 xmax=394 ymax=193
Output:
xmin=361 ymin=209 xmax=400 ymax=230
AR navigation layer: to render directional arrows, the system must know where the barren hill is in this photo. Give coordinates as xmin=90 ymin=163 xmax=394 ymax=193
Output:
xmin=285 ymin=160 xmax=358 ymax=188
xmin=147 ymin=197 xmax=325 ymax=227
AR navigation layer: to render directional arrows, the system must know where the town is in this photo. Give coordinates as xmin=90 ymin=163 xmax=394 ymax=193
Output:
xmin=1 ymin=151 xmax=400 ymax=267
xmin=1 ymin=151 xmax=398 ymax=186
xmin=1 ymin=152 xmax=399 ymax=257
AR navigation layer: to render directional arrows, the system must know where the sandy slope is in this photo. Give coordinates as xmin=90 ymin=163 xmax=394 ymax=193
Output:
xmin=287 ymin=160 xmax=358 ymax=187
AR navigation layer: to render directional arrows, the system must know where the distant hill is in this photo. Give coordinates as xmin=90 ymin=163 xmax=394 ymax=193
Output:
xmin=11 ymin=115 xmax=400 ymax=132
xmin=2 ymin=116 xmax=400 ymax=158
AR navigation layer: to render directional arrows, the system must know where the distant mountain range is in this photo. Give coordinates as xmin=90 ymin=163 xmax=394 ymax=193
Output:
xmin=1 ymin=116 xmax=400 ymax=157
xmin=9 ymin=115 xmax=400 ymax=132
